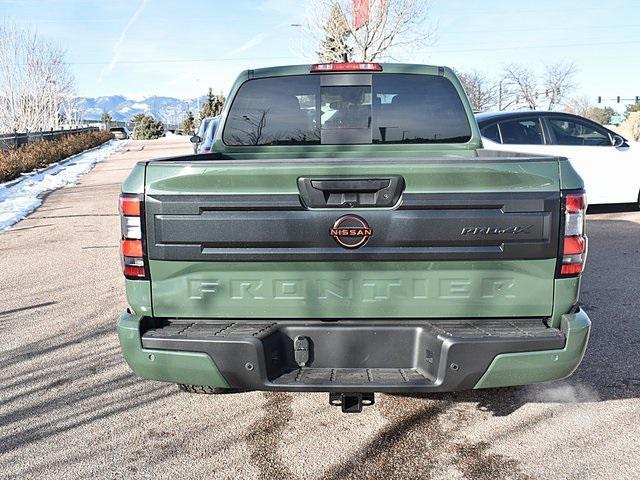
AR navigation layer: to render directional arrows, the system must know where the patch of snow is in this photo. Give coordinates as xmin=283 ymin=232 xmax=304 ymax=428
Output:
xmin=130 ymin=102 xmax=149 ymax=110
xmin=0 ymin=140 xmax=127 ymax=233
xmin=127 ymin=94 xmax=147 ymax=102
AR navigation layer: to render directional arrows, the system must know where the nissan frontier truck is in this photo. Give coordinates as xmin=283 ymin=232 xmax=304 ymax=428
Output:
xmin=117 ymin=63 xmax=590 ymax=412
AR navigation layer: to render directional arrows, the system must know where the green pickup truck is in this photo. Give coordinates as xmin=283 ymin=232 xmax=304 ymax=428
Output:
xmin=118 ymin=62 xmax=591 ymax=412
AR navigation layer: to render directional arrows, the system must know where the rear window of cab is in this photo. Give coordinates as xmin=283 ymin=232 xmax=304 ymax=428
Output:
xmin=222 ymin=74 xmax=472 ymax=146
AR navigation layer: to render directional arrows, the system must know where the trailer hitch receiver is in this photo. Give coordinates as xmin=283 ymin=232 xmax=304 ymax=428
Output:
xmin=329 ymin=392 xmax=375 ymax=413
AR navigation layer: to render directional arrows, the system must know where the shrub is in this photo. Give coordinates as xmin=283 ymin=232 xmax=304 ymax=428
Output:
xmin=624 ymin=103 xmax=640 ymax=120
xmin=588 ymin=106 xmax=615 ymax=126
xmin=0 ymin=130 xmax=113 ymax=183
xmin=131 ymin=114 xmax=164 ymax=140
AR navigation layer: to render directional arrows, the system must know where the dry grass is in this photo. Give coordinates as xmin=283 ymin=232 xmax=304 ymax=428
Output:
xmin=0 ymin=130 xmax=114 ymax=183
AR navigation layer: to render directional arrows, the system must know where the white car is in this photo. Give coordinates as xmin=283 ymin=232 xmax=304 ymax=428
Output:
xmin=196 ymin=116 xmax=220 ymax=154
xmin=476 ymin=111 xmax=639 ymax=206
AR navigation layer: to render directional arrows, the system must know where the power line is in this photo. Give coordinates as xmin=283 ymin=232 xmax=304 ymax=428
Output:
xmin=29 ymin=55 xmax=296 ymax=66
xmin=440 ymin=23 xmax=640 ymax=36
xmin=435 ymin=39 xmax=640 ymax=54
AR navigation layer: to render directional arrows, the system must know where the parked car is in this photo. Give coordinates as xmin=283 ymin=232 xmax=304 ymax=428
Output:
xmin=191 ymin=116 xmax=215 ymax=153
xmin=109 ymin=126 xmax=129 ymax=140
xmin=476 ymin=111 xmax=639 ymax=206
xmin=196 ymin=116 xmax=220 ymax=154
xmin=118 ymin=63 xmax=590 ymax=413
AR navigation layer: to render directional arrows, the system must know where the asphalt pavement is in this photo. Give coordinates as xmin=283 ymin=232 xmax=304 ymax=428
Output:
xmin=1 ymin=136 xmax=638 ymax=479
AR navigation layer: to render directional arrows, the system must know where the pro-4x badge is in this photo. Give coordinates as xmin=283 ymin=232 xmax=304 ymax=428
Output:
xmin=460 ymin=225 xmax=533 ymax=235
xmin=330 ymin=215 xmax=372 ymax=249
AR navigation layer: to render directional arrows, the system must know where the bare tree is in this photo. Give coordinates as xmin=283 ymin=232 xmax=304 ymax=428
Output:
xmin=309 ymin=0 xmax=435 ymax=62
xmin=563 ymin=95 xmax=593 ymax=118
xmin=60 ymin=96 xmax=87 ymax=128
xmin=0 ymin=22 xmax=75 ymax=133
xmin=501 ymin=64 xmax=539 ymax=110
xmin=500 ymin=62 xmax=577 ymax=111
xmin=456 ymin=70 xmax=499 ymax=112
xmin=543 ymin=62 xmax=577 ymax=110
xmin=564 ymin=96 xmax=615 ymax=125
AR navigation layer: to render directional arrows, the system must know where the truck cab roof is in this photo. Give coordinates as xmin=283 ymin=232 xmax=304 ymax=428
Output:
xmin=240 ymin=63 xmax=449 ymax=80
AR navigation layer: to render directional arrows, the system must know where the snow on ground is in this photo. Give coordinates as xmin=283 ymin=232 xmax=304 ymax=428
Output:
xmin=0 ymin=140 xmax=127 ymax=233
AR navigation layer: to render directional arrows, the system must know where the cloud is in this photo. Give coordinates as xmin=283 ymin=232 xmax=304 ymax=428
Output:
xmin=98 ymin=0 xmax=149 ymax=82
xmin=227 ymin=32 xmax=271 ymax=57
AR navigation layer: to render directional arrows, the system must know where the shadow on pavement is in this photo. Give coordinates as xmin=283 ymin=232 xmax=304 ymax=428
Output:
xmin=0 ymin=323 xmax=177 ymax=458
xmin=587 ymin=203 xmax=638 ymax=214
xmin=0 ymin=301 xmax=57 ymax=317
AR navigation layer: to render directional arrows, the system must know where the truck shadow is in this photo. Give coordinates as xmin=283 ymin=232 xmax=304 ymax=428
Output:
xmin=391 ymin=215 xmax=640 ymax=416
xmin=587 ymin=203 xmax=637 ymax=214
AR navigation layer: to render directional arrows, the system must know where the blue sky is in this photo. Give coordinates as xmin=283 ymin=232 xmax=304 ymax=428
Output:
xmin=2 ymin=0 xmax=639 ymax=106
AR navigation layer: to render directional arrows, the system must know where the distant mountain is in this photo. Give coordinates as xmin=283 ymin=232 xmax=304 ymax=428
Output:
xmin=77 ymin=95 xmax=205 ymax=124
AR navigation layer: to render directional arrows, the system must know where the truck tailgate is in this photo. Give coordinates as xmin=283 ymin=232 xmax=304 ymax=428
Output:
xmin=143 ymin=158 xmax=561 ymax=319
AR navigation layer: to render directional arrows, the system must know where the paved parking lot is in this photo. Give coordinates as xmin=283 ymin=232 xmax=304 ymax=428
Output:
xmin=1 ymin=136 xmax=639 ymax=479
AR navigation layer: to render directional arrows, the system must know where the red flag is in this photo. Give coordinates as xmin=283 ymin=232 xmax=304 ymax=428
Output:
xmin=353 ymin=0 xmax=369 ymax=30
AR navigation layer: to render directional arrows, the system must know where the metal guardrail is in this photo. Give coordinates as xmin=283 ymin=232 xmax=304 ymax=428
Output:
xmin=0 ymin=127 xmax=100 ymax=151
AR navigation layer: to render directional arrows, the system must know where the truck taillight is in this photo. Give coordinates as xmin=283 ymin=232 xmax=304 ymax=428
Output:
xmin=559 ymin=192 xmax=587 ymax=277
xmin=119 ymin=194 xmax=147 ymax=280
xmin=119 ymin=196 xmax=141 ymax=216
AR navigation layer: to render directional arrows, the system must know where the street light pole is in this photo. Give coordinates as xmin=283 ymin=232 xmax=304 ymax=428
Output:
xmin=290 ymin=24 xmax=304 ymax=61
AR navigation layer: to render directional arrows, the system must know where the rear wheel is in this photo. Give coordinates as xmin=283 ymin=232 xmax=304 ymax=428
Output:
xmin=178 ymin=384 xmax=238 ymax=394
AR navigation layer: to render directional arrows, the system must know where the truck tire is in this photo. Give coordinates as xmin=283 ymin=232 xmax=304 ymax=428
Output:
xmin=178 ymin=384 xmax=234 ymax=394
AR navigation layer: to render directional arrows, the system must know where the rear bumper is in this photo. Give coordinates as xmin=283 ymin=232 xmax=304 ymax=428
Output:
xmin=117 ymin=309 xmax=590 ymax=393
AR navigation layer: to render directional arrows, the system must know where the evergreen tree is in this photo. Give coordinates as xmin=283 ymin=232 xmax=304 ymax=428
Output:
xmin=317 ymin=4 xmax=352 ymax=63
xmin=199 ymin=88 xmax=225 ymax=120
xmin=131 ymin=114 xmax=164 ymax=140
xmin=181 ymin=111 xmax=195 ymax=134
xmin=131 ymin=113 xmax=146 ymax=125
xmin=213 ymin=93 xmax=225 ymax=116
xmin=100 ymin=112 xmax=113 ymax=127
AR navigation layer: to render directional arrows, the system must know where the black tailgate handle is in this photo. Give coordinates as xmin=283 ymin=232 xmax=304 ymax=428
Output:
xmin=298 ymin=176 xmax=405 ymax=208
